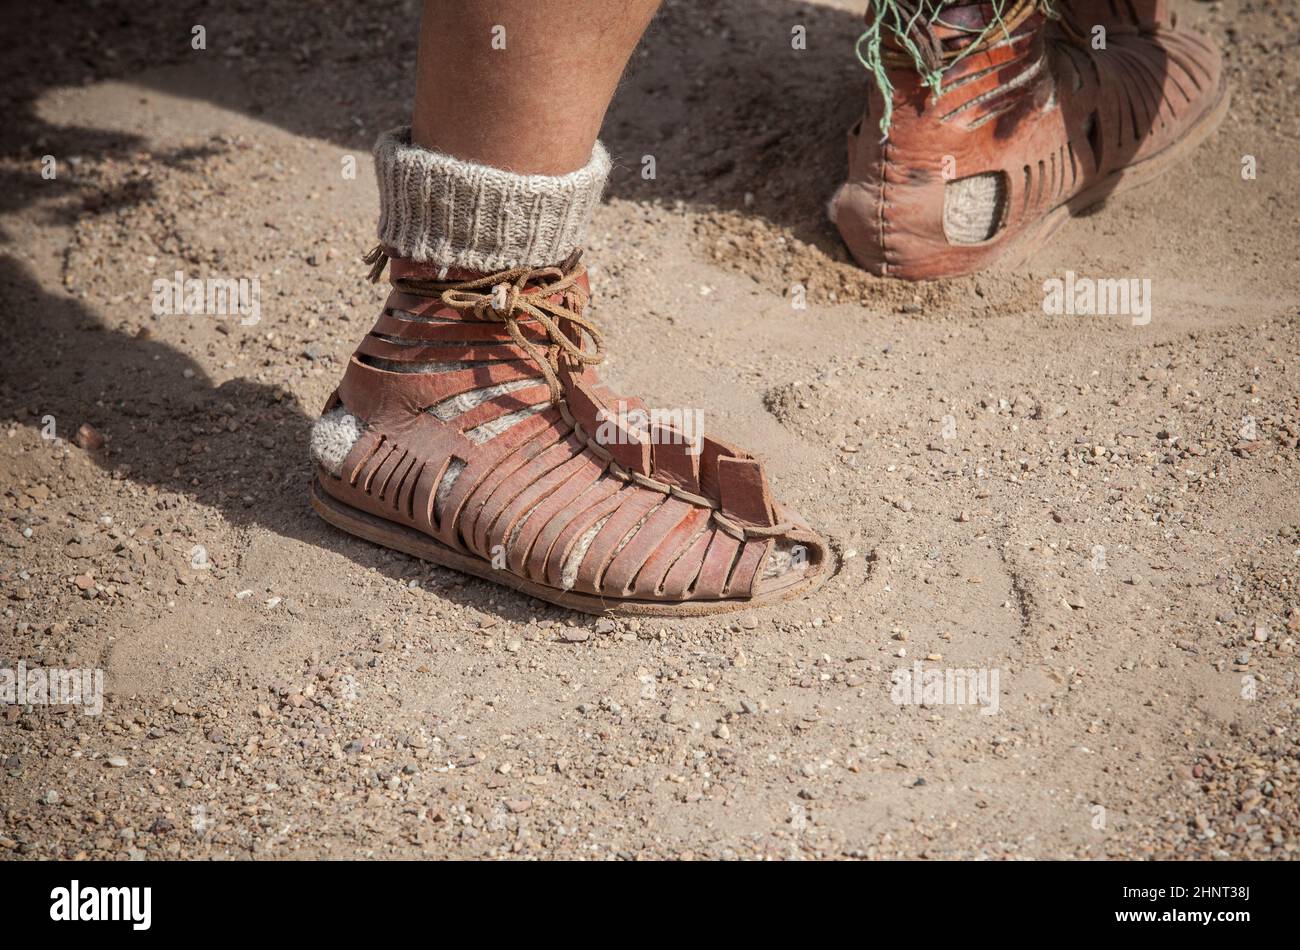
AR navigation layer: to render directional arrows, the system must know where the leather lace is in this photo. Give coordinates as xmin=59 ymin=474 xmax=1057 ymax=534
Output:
xmin=365 ymin=246 xmax=603 ymax=405
xmin=362 ymin=246 xmax=799 ymax=541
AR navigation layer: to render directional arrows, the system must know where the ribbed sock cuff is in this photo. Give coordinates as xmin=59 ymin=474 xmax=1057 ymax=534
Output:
xmin=373 ymin=126 xmax=611 ymax=272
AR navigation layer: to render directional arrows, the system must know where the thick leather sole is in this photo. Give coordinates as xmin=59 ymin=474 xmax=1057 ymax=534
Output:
xmin=309 ymin=476 xmax=830 ymax=617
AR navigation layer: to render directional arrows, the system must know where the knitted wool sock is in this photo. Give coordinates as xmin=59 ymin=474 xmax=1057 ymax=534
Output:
xmin=375 ymin=126 xmax=611 ymax=274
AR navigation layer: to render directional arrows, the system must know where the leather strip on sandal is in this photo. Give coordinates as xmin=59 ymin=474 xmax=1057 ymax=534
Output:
xmin=831 ymin=0 xmax=1229 ymax=280
xmin=310 ymin=249 xmax=830 ymax=616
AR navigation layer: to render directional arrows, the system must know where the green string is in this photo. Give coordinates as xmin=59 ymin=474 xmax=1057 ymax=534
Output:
xmin=854 ymin=1 xmax=1056 ymax=140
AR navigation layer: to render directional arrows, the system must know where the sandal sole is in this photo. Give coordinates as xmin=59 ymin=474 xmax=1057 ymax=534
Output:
xmin=309 ymin=476 xmax=829 ymax=617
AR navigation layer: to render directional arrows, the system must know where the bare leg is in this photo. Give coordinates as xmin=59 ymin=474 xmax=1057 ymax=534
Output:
xmin=412 ymin=0 xmax=661 ymax=174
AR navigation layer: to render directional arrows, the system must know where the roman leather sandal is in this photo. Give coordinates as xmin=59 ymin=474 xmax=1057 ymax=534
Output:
xmin=309 ymin=249 xmax=830 ymax=616
xmin=831 ymin=0 xmax=1229 ymax=280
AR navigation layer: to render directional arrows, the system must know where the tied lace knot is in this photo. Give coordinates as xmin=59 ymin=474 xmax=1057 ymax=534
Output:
xmin=366 ymin=246 xmax=603 ymax=405
xmin=361 ymin=245 xmax=802 ymax=541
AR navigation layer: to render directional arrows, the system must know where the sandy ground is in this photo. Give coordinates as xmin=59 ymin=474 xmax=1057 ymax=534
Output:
xmin=1 ymin=0 xmax=1298 ymax=860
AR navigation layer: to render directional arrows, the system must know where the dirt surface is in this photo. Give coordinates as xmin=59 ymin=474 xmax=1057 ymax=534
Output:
xmin=1 ymin=0 xmax=1298 ymax=860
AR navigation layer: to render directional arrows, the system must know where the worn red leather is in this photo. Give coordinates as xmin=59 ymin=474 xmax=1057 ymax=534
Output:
xmin=831 ymin=0 xmax=1227 ymax=280
xmin=314 ymin=252 xmax=828 ymax=610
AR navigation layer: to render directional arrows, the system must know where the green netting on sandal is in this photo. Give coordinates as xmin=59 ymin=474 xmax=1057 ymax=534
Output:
xmin=855 ymin=0 xmax=1057 ymax=139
